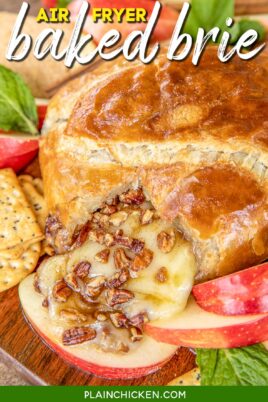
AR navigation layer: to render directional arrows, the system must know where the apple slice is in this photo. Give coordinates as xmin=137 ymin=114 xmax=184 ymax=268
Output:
xmin=19 ymin=275 xmax=177 ymax=379
xmin=192 ymin=263 xmax=268 ymax=315
xmin=145 ymin=297 xmax=268 ymax=348
xmin=0 ymin=99 xmax=48 ymax=172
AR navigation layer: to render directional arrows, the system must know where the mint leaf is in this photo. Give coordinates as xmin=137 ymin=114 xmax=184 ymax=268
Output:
xmin=184 ymin=0 xmax=265 ymax=44
xmin=238 ymin=19 xmax=266 ymax=42
xmin=57 ymin=0 xmax=72 ymax=7
xmin=184 ymin=0 xmax=237 ymax=40
xmin=0 ymin=65 xmax=38 ymax=135
xmin=197 ymin=344 xmax=268 ymax=385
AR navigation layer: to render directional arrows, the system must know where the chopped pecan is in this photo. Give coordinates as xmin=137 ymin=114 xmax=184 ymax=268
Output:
xmin=60 ymin=308 xmax=87 ymax=322
xmin=157 ymin=229 xmax=176 ymax=253
xmin=119 ymin=188 xmax=145 ymax=205
xmin=129 ymin=327 xmax=143 ymax=342
xmin=106 ymin=288 xmax=134 ymax=307
xmin=114 ymin=248 xmax=132 ymax=270
xmin=64 ymin=273 xmax=80 ymax=292
xmin=52 ymin=279 xmax=72 ymax=302
xmin=132 ymin=248 xmax=153 ymax=272
xmin=106 ymin=196 xmax=119 ymax=206
xmin=71 ymin=221 xmax=91 ymax=248
xmin=33 ymin=273 xmax=41 ymax=294
xmin=106 ymin=269 xmax=129 ymax=288
xmin=93 ymin=212 xmax=110 ymax=227
xmin=88 ymin=228 xmax=105 ymax=244
xmin=45 ymin=214 xmax=62 ymax=245
xmin=109 ymin=211 xmax=128 ymax=227
xmin=104 ymin=233 xmax=114 ymax=247
xmin=94 ymin=312 xmax=108 ymax=322
xmin=101 ymin=204 xmax=118 ymax=215
xmin=62 ymin=326 xmax=96 ymax=345
xmin=114 ymin=233 xmax=144 ymax=254
xmin=155 ymin=267 xmax=169 ymax=283
xmin=42 ymin=298 xmax=49 ymax=308
xmin=73 ymin=261 xmax=91 ymax=278
xmin=110 ymin=312 xmax=129 ymax=328
xmin=95 ymin=248 xmax=110 ymax=264
xmin=141 ymin=209 xmax=154 ymax=225
xmin=85 ymin=275 xmax=106 ymax=298
xmin=129 ymin=312 xmax=149 ymax=329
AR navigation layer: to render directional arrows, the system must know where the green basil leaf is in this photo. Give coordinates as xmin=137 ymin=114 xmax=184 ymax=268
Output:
xmin=238 ymin=19 xmax=266 ymax=42
xmin=0 ymin=65 xmax=38 ymax=135
xmin=197 ymin=344 xmax=268 ymax=385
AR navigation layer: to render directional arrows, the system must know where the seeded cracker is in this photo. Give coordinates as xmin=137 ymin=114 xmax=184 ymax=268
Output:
xmin=18 ymin=175 xmax=46 ymax=229
xmin=0 ymin=169 xmax=43 ymax=259
xmin=0 ymin=242 xmax=41 ymax=292
xmin=18 ymin=175 xmax=53 ymax=256
xmin=167 ymin=368 xmax=201 ymax=386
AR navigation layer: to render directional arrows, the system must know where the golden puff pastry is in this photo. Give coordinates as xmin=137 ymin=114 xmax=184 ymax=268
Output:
xmin=40 ymin=46 xmax=268 ymax=281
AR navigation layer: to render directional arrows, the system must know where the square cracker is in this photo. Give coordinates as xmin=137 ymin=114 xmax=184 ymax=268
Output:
xmin=0 ymin=169 xmax=44 ymax=255
xmin=0 ymin=241 xmax=41 ymax=292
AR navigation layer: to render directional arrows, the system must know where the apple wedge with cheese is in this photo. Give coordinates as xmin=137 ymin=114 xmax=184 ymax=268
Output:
xmin=19 ymin=189 xmax=196 ymax=377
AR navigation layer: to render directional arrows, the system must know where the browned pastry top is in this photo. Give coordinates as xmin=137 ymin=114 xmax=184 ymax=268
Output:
xmin=67 ymin=48 xmax=268 ymax=148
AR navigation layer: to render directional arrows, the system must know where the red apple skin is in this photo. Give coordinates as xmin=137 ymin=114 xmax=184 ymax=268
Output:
xmin=192 ymin=263 xmax=268 ymax=315
xmin=24 ymin=311 xmax=175 ymax=379
xmin=0 ymin=102 xmax=47 ymax=172
xmin=146 ymin=316 xmax=268 ymax=349
xmin=41 ymin=0 xmax=57 ymax=7
xmin=0 ymin=137 xmax=39 ymax=172
xmin=68 ymin=0 xmax=178 ymax=44
xmin=145 ymin=297 xmax=268 ymax=349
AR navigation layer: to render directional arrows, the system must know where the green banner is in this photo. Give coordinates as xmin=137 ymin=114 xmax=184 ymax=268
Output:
xmin=0 ymin=386 xmax=267 ymax=402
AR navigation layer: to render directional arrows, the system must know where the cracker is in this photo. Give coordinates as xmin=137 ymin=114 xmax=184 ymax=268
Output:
xmin=18 ymin=176 xmax=46 ymax=230
xmin=0 ymin=241 xmax=41 ymax=292
xmin=0 ymin=169 xmax=44 ymax=256
xmin=167 ymin=368 xmax=201 ymax=386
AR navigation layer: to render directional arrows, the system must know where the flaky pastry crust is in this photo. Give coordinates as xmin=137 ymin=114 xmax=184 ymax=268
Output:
xmin=40 ymin=47 xmax=268 ymax=281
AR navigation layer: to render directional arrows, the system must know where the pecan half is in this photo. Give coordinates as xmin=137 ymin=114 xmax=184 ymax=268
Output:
xmin=106 ymin=288 xmax=134 ymax=307
xmin=73 ymin=261 xmax=91 ymax=279
xmin=114 ymin=248 xmax=132 ymax=270
xmin=106 ymin=269 xmax=129 ymax=288
xmin=157 ymin=229 xmax=176 ymax=253
xmin=62 ymin=327 xmax=96 ymax=345
xmin=60 ymin=308 xmax=87 ymax=322
xmin=129 ymin=327 xmax=143 ymax=342
xmin=132 ymin=248 xmax=153 ymax=272
xmin=110 ymin=312 xmax=129 ymax=328
xmin=155 ymin=267 xmax=169 ymax=283
xmin=95 ymin=249 xmax=110 ymax=264
xmin=52 ymin=279 xmax=72 ymax=302
xmin=119 ymin=188 xmax=145 ymax=205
